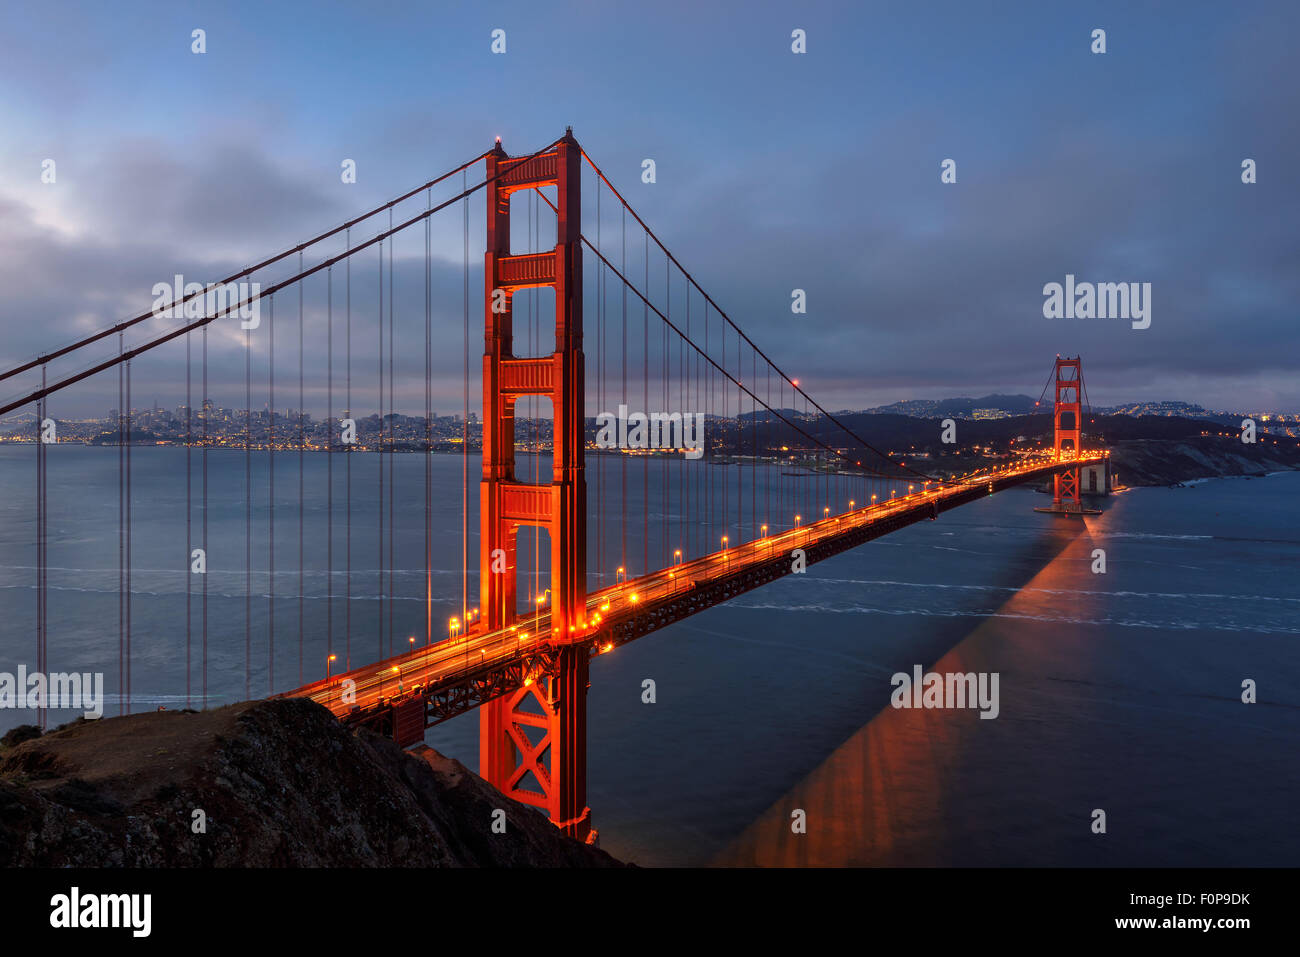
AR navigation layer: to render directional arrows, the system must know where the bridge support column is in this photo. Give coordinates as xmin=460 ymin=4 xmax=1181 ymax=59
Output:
xmin=478 ymin=130 xmax=592 ymax=842
xmin=478 ymin=645 xmax=591 ymax=840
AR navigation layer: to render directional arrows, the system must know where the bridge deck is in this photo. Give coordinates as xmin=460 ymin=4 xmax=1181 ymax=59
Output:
xmin=280 ymin=456 xmax=1103 ymax=736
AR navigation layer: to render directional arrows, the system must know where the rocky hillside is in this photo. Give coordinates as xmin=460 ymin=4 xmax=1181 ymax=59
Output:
xmin=0 ymin=698 xmax=622 ymax=867
xmin=1107 ymin=436 xmax=1300 ymax=487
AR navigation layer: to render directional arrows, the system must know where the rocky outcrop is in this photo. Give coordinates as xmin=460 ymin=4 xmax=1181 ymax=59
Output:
xmin=0 ymin=698 xmax=622 ymax=867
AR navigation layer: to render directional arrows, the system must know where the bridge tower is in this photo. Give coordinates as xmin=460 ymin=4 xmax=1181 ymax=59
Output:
xmin=1052 ymin=355 xmax=1082 ymax=510
xmin=478 ymin=131 xmax=593 ymax=842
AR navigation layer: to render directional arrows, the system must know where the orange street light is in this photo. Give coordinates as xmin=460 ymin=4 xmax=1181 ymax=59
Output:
xmin=534 ymin=588 xmax=551 ymax=634
xmin=326 ymin=654 xmax=338 ymax=679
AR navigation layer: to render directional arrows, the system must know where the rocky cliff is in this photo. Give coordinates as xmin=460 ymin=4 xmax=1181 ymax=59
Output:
xmin=1107 ymin=436 xmax=1300 ymax=487
xmin=0 ymin=698 xmax=622 ymax=867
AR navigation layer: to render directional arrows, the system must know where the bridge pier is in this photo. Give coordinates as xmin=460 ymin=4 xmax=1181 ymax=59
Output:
xmin=479 ymin=645 xmax=592 ymax=842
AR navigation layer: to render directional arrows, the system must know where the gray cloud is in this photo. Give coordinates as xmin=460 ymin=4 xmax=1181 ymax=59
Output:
xmin=2 ymin=3 xmax=1297 ymax=421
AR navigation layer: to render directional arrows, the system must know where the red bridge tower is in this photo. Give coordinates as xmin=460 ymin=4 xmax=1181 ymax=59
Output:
xmin=1052 ymin=355 xmax=1082 ymax=510
xmin=478 ymin=131 xmax=593 ymax=842
xmin=1035 ymin=354 xmax=1101 ymax=516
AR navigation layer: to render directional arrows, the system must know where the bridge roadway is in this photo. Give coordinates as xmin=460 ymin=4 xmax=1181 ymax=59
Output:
xmin=280 ymin=455 xmax=1104 ymax=740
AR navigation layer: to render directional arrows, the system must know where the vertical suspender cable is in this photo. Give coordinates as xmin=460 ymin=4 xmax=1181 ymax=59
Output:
xmin=530 ymin=192 xmax=538 ymax=607
xmin=186 ymin=330 xmax=192 ymax=708
xmin=327 ymin=263 xmax=334 ymax=662
xmin=118 ymin=338 xmax=123 ymax=714
xmin=244 ymin=300 xmax=251 ymax=701
xmin=620 ymin=206 xmax=627 ymax=575
xmin=388 ymin=210 xmax=395 ymax=656
xmin=36 ymin=369 xmax=46 ymax=729
xmin=595 ymin=176 xmax=603 ymax=581
xmin=268 ymin=293 xmax=275 ymax=692
xmin=424 ymin=195 xmax=431 ymax=645
xmin=346 ymin=230 xmax=353 ymax=667
xmin=297 ymin=252 xmax=304 ymax=686
xmin=721 ymin=314 xmax=727 ymax=547
xmin=376 ymin=242 xmax=383 ymax=658
xmin=663 ymin=255 xmax=669 ymax=567
xmin=202 ymin=324 xmax=209 ymax=704
xmin=35 ymin=385 xmax=40 ymax=727
xmin=462 ymin=170 xmax=469 ymax=633
xmin=643 ymin=229 xmax=648 ymax=575
xmin=525 ymin=193 xmax=533 ymax=604
xmin=125 ymin=357 xmax=132 ymax=711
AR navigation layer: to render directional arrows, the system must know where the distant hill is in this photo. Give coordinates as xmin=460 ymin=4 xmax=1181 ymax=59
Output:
xmin=866 ymin=394 xmax=1040 ymax=417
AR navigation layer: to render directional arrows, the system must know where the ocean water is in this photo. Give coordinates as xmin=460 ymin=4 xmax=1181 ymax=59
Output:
xmin=0 ymin=445 xmax=1296 ymax=866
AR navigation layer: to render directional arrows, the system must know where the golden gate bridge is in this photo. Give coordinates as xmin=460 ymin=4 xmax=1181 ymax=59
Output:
xmin=0 ymin=129 xmax=1104 ymax=843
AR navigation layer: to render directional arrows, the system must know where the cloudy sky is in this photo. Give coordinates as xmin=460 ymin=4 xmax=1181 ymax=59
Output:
xmin=1 ymin=0 xmax=1296 ymax=418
